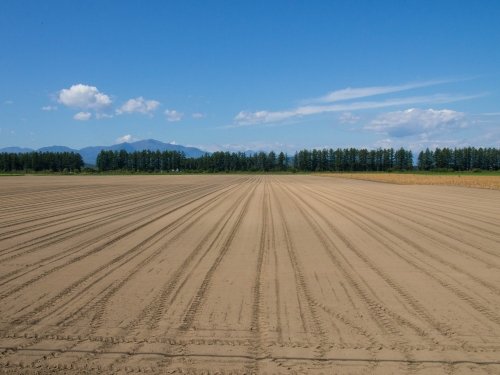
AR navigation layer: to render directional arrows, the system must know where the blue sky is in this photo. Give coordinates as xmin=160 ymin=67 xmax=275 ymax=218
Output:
xmin=1 ymin=0 xmax=499 ymax=152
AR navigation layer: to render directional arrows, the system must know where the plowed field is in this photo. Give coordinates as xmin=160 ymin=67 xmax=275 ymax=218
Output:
xmin=1 ymin=175 xmax=499 ymax=374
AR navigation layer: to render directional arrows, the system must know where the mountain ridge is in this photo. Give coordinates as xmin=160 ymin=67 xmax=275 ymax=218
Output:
xmin=0 ymin=139 xmax=208 ymax=165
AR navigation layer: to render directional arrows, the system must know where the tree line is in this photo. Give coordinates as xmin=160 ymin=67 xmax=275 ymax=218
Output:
xmin=95 ymin=148 xmax=414 ymax=172
xmin=96 ymin=150 xmax=288 ymax=172
xmin=96 ymin=147 xmax=499 ymax=172
xmin=1 ymin=146 xmax=498 ymax=173
xmin=293 ymin=148 xmax=413 ymax=171
xmin=417 ymin=147 xmax=500 ymax=171
xmin=0 ymin=152 xmax=84 ymax=172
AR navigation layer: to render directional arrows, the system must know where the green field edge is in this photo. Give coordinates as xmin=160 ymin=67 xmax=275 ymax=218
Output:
xmin=2 ymin=171 xmax=500 ymax=177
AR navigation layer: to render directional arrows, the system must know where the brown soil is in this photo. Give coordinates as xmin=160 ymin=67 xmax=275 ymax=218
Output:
xmin=0 ymin=175 xmax=499 ymax=374
xmin=318 ymin=172 xmax=500 ymax=190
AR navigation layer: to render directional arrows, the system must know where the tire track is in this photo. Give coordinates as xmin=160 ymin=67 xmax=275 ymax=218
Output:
xmin=306 ymin=184 xmax=500 ymax=293
xmin=179 ymin=178 xmax=259 ymax=331
xmin=298 ymin=184 xmax=500 ymax=328
xmin=245 ymin=180 xmax=272 ymax=374
xmin=13 ymin=181 xmax=240 ymax=370
xmin=312 ymin=182 xmax=499 ymax=262
xmin=333 ymin=188 xmax=500 ymax=263
xmin=324 ymin=182 xmax=499 ymax=241
xmin=272 ymin=183 xmax=330 ymax=359
xmin=0 ymin=180 xmax=252 ymax=370
xmin=275 ymin=180 xmax=421 ymax=373
xmin=0 ymin=185 xmax=186 ymax=262
xmin=1 ymin=175 xmax=497 ymax=374
xmin=282 ymin=182 xmax=460 ymax=341
xmin=56 ymin=180 xmax=245 ymax=329
xmin=0 ymin=181 xmax=240 ymax=303
xmin=66 ymin=179 xmax=259 ymax=372
xmin=0 ymin=184 xmax=170 ymax=229
xmin=325 ymin=178 xmax=498 ymax=223
xmin=331 ymin=184 xmax=500 ymax=252
xmin=0 ymin=183 xmax=225 ymax=284
xmin=0 ymin=184 xmax=208 ymax=242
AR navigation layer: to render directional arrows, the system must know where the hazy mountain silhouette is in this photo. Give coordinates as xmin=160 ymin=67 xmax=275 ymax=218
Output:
xmin=0 ymin=139 xmax=208 ymax=165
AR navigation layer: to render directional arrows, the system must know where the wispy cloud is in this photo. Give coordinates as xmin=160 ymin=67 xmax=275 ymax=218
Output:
xmin=305 ymin=79 xmax=451 ymax=104
xmin=373 ymin=137 xmax=464 ymax=151
xmin=338 ymin=112 xmax=360 ymax=124
xmin=41 ymin=105 xmax=58 ymax=111
xmin=95 ymin=113 xmax=114 ymax=119
xmin=192 ymin=112 xmax=206 ymax=119
xmin=231 ymin=77 xmax=482 ymax=127
xmin=188 ymin=141 xmax=297 ymax=153
xmin=232 ymin=93 xmax=480 ymax=127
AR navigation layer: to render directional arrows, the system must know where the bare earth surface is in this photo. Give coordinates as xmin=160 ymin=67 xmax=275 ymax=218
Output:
xmin=0 ymin=175 xmax=499 ymax=374
xmin=317 ymin=173 xmax=500 ymax=190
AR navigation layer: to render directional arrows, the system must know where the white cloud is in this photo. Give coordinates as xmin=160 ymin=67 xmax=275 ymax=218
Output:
xmin=165 ymin=109 xmax=183 ymax=122
xmin=41 ymin=105 xmax=57 ymax=111
xmin=116 ymin=134 xmax=138 ymax=143
xmin=95 ymin=113 xmax=114 ymax=119
xmin=365 ymin=108 xmax=466 ymax=137
xmin=372 ymin=137 xmax=462 ymax=151
xmin=234 ymin=110 xmax=296 ymax=125
xmin=307 ymin=79 xmax=449 ymax=104
xmin=373 ymin=138 xmax=395 ymax=148
xmin=116 ymin=97 xmax=160 ymax=115
xmin=232 ymin=94 xmax=478 ymax=126
xmin=58 ymin=84 xmax=112 ymax=110
xmin=339 ymin=112 xmax=360 ymax=124
xmin=73 ymin=111 xmax=92 ymax=121
xmin=192 ymin=112 xmax=206 ymax=119
xmin=189 ymin=141 xmax=296 ymax=153
xmin=3 ymin=100 xmax=13 ymax=105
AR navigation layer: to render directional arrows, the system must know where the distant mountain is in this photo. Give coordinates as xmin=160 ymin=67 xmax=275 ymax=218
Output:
xmin=78 ymin=139 xmax=207 ymax=164
xmin=38 ymin=146 xmax=79 ymax=153
xmin=0 ymin=146 xmax=34 ymax=153
xmin=0 ymin=139 xmax=208 ymax=165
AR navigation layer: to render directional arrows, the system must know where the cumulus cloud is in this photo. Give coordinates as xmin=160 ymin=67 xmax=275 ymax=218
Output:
xmin=116 ymin=134 xmax=138 ymax=143
xmin=165 ymin=109 xmax=183 ymax=122
xmin=41 ymin=105 xmax=58 ymax=111
xmin=58 ymin=84 xmax=112 ymax=110
xmin=73 ymin=111 xmax=92 ymax=121
xmin=116 ymin=97 xmax=160 ymax=115
xmin=365 ymin=108 xmax=466 ymax=137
